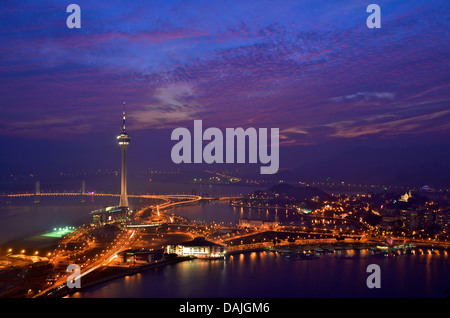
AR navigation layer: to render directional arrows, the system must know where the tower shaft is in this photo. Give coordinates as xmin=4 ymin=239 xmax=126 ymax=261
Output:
xmin=119 ymin=145 xmax=129 ymax=207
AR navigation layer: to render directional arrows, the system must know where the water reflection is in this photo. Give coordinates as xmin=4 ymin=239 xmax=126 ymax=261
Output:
xmin=71 ymin=251 xmax=449 ymax=298
xmin=360 ymin=249 xmax=369 ymax=257
xmin=0 ymin=196 xmax=117 ymax=243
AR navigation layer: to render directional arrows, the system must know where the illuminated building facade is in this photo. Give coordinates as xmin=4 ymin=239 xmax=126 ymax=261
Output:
xmin=436 ymin=210 xmax=449 ymax=229
xmin=120 ymin=249 xmax=164 ymax=264
xmin=239 ymin=218 xmax=278 ymax=230
xmin=399 ymin=190 xmax=412 ymax=202
xmin=91 ymin=206 xmax=128 ymax=225
xmin=166 ymin=237 xmax=225 ymax=258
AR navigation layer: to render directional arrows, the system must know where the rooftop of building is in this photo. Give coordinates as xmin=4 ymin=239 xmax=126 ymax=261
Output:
xmin=91 ymin=206 xmax=128 ymax=214
xmin=171 ymin=237 xmax=224 ymax=248
xmin=120 ymin=248 xmax=163 ymax=255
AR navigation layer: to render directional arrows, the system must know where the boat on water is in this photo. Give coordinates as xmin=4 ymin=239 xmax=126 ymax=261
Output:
xmin=290 ymin=253 xmax=319 ymax=261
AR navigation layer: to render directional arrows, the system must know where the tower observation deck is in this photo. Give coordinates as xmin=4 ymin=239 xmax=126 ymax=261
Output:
xmin=117 ymin=102 xmax=131 ymax=208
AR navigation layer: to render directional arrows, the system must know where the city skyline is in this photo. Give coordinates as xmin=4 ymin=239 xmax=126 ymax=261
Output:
xmin=0 ymin=1 xmax=449 ymax=302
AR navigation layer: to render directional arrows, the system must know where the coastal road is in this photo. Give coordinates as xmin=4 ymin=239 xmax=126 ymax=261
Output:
xmin=35 ymin=229 xmax=137 ymax=298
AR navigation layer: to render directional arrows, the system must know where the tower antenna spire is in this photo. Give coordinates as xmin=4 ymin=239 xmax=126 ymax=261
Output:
xmin=122 ymin=101 xmax=126 ymax=133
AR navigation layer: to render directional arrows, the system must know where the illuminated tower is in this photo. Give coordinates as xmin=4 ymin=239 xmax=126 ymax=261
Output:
xmin=117 ymin=102 xmax=131 ymax=207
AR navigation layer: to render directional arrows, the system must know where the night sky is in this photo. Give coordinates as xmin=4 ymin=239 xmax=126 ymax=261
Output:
xmin=1 ymin=0 xmax=449 ymax=187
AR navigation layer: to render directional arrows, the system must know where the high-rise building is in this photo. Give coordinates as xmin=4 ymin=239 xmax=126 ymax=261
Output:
xmin=117 ymin=102 xmax=131 ymax=208
xmin=436 ymin=210 xmax=449 ymax=229
xmin=91 ymin=206 xmax=128 ymax=226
